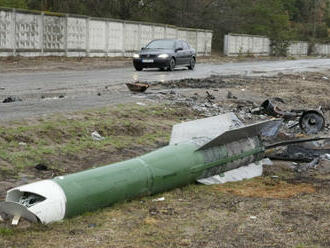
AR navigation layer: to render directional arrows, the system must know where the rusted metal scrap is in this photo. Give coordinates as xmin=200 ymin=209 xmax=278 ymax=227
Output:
xmin=267 ymin=138 xmax=330 ymax=163
xmin=126 ymin=82 xmax=149 ymax=93
xmin=260 ymin=99 xmax=326 ymax=134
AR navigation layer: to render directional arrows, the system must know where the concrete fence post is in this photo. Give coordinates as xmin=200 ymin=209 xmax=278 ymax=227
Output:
xmin=64 ymin=14 xmax=69 ymax=57
xmin=151 ymin=25 xmax=155 ymax=40
xmin=86 ymin=17 xmax=90 ymax=57
xmin=40 ymin=12 xmax=44 ymax=56
xmin=12 ymin=8 xmax=16 ymax=56
xmin=195 ymin=31 xmax=198 ymax=52
xmin=138 ymin=24 xmax=142 ymax=52
xmin=122 ymin=21 xmax=126 ymax=56
xmin=105 ymin=21 xmax=110 ymax=56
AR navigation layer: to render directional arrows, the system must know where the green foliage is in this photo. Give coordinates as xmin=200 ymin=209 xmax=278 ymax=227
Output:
xmin=0 ymin=0 xmax=27 ymax=8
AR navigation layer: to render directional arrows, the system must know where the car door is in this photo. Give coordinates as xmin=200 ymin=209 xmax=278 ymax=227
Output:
xmin=175 ymin=41 xmax=185 ymax=65
xmin=182 ymin=41 xmax=192 ymax=65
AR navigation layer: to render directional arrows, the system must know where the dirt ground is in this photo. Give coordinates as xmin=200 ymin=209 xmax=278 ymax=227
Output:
xmin=0 ymin=67 xmax=329 ymax=247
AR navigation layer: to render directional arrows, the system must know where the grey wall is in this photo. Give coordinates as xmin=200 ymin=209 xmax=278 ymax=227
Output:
xmin=224 ymin=34 xmax=270 ymax=56
xmin=224 ymin=33 xmax=330 ymax=57
xmin=0 ymin=8 xmax=213 ymax=57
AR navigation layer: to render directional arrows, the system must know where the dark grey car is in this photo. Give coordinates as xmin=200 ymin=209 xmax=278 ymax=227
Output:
xmin=133 ymin=39 xmax=196 ymax=71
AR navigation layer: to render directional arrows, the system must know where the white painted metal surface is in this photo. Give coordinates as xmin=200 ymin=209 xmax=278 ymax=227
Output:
xmin=1 ymin=180 xmax=67 ymax=224
xmin=197 ymin=159 xmax=272 ymax=185
xmin=170 ymin=113 xmax=243 ymax=146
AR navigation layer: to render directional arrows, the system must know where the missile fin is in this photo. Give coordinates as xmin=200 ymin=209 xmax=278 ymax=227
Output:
xmin=170 ymin=113 xmax=243 ymax=146
xmin=197 ymin=119 xmax=283 ymax=151
xmin=0 ymin=201 xmax=39 ymax=223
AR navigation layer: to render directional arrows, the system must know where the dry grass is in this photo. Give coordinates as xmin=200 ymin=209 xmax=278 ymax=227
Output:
xmin=215 ymin=177 xmax=316 ymax=199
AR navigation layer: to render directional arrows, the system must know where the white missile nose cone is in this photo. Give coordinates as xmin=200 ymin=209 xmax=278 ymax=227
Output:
xmin=0 ymin=180 xmax=67 ymax=224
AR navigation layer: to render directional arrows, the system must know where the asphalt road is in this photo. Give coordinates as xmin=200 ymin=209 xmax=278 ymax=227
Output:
xmin=1 ymin=58 xmax=330 ymax=121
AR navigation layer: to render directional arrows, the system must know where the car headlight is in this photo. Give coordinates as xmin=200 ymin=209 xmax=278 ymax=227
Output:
xmin=158 ymin=54 xmax=169 ymax=59
xmin=133 ymin=54 xmax=140 ymax=59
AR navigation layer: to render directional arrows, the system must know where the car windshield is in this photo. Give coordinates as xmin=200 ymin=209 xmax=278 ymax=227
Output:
xmin=146 ymin=40 xmax=175 ymax=49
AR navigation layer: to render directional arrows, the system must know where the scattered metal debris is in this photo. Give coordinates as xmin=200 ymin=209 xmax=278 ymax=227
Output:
xmin=152 ymin=197 xmax=165 ymax=202
xmin=267 ymin=138 xmax=330 ymax=171
xmin=126 ymin=82 xmax=149 ymax=93
xmin=12 ymin=215 xmax=20 ymax=225
xmin=3 ymin=96 xmax=22 ymax=103
xmin=260 ymin=99 xmax=326 ymax=134
xmin=35 ymin=163 xmax=48 ymax=171
xmin=91 ymin=131 xmax=105 ymax=141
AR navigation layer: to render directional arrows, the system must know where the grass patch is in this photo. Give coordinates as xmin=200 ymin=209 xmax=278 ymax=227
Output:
xmin=0 ymin=104 xmax=200 ymax=178
xmin=215 ymin=177 xmax=316 ymax=198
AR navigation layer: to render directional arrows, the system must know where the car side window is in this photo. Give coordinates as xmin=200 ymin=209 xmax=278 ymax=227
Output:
xmin=176 ymin=41 xmax=183 ymax=49
xmin=182 ymin=41 xmax=189 ymax=50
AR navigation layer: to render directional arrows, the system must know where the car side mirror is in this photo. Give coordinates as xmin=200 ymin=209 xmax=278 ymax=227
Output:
xmin=175 ymin=47 xmax=183 ymax=52
xmin=141 ymin=47 xmax=145 ymax=50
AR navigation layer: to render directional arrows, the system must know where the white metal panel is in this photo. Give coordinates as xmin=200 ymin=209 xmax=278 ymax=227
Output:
xmin=2 ymin=180 xmax=67 ymax=224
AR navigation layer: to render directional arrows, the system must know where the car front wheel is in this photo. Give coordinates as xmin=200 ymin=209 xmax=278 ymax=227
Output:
xmin=134 ymin=65 xmax=143 ymax=71
xmin=168 ymin=58 xmax=176 ymax=71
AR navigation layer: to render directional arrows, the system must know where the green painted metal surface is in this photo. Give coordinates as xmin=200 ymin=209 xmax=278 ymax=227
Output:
xmin=54 ymin=138 xmax=264 ymax=219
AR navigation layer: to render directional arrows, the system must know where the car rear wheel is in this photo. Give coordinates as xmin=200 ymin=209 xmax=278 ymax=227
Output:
xmin=134 ymin=65 xmax=143 ymax=71
xmin=188 ymin=57 xmax=196 ymax=70
xmin=168 ymin=58 xmax=176 ymax=71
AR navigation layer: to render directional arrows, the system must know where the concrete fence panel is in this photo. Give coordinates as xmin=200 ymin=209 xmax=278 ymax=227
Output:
xmin=0 ymin=9 xmax=13 ymax=52
xmin=153 ymin=25 xmax=165 ymax=40
xmin=67 ymin=17 xmax=87 ymax=53
xmin=88 ymin=19 xmax=106 ymax=56
xmin=314 ymin=43 xmax=330 ymax=56
xmin=178 ymin=29 xmax=187 ymax=41
xmin=43 ymin=15 xmax=65 ymax=55
xmin=124 ymin=23 xmax=139 ymax=56
xmin=140 ymin=24 xmax=153 ymax=48
xmin=16 ymin=12 xmax=42 ymax=54
xmin=186 ymin=30 xmax=198 ymax=51
xmin=0 ymin=7 xmax=212 ymax=57
xmin=197 ymin=32 xmax=206 ymax=55
xmin=287 ymin=42 xmax=308 ymax=56
xmin=108 ymin=21 xmax=124 ymax=56
xmin=206 ymin=32 xmax=213 ymax=55
xmin=224 ymin=34 xmax=270 ymax=56
xmin=165 ymin=27 xmax=177 ymax=39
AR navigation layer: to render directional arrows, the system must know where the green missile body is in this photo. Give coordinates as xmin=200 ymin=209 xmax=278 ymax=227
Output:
xmin=0 ymin=113 xmax=280 ymax=224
